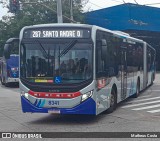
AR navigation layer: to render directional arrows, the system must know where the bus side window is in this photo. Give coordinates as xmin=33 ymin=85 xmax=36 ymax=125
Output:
xmin=12 ymin=41 xmax=19 ymax=54
xmin=96 ymin=31 xmax=121 ymax=78
xmin=147 ymin=48 xmax=151 ymax=71
xmin=108 ymin=36 xmax=121 ymax=77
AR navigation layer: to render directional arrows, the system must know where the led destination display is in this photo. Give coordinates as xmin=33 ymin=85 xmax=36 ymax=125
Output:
xmin=24 ymin=28 xmax=91 ymax=39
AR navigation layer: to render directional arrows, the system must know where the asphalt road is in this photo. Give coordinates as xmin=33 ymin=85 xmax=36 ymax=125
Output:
xmin=1 ymin=75 xmax=160 ymax=140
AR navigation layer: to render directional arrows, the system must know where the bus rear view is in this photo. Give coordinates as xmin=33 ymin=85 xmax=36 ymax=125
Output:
xmin=6 ymin=54 xmax=19 ymax=82
xmin=0 ymin=38 xmax=19 ymax=86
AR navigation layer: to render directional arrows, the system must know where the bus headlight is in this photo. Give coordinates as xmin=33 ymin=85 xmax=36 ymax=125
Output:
xmin=24 ymin=93 xmax=29 ymax=100
xmin=81 ymin=90 xmax=93 ymax=102
xmin=21 ymin=91 xmax=29 ymax=100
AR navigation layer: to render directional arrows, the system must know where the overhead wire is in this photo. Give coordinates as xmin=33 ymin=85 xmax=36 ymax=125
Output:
xmin=122 ymin=0 xmax=126 ymax=4
xmin=133 ymin=0 xmax=138 ymax=5
xmin=88 ymin=1 xmax=104 ymax=9
xmin=87 ymin=0 xmax=124 ymax=10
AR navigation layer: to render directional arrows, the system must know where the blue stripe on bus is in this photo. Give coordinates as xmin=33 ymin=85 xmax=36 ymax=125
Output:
xmin=39 ymin=100 xmax=46 ymax=107
xmin=21 ymin=96 xmax=96 ymax=115
xmin=36 ymin=100 xmax=42 ymax=107
xmin=33 ymin=99 xmax=38 ymax=106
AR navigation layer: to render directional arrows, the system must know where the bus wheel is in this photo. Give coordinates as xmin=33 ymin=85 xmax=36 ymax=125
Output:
xmin=107 ymin=88 xmax=117 ymax=113
xmin=3 ymin=78 xmax=9 ymax=87
xmin=5 ymin=82 xmax=10 ymax=87
xmin=133 ymin=80 xmax=140 ymax=98
xmin=151 ymin=74 xmax=154 ymax=85
xmin=0 ymin=77 xmax=5 ymax=85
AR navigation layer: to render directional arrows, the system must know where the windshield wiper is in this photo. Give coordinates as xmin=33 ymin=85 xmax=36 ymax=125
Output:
xmin=59 ymin=40 xmax=77 ymax=58
xmin=36 ymin=40 xmax=49 ymax=59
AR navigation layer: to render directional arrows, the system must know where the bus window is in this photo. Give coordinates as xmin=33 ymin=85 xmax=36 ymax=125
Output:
xmin=96 ymin=30 xmax=121 ymax=78
xmin=11 ymin=40 xmax=19 ymax=54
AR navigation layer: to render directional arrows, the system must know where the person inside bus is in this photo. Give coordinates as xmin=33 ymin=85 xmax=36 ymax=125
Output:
xmin=66 ymin=59 xmax=76 ymax=74
xmin=83 ymin=59 xmax=91 ymax=78
xmin=76 ymin=58 xmax=88 ymax=76
xmin=75 ymin=58 xmax=79 ymax=69
xmin=26 ymin=59 xmax=32 ymax=77
xmin=60 ymin=61 xmax=67 ymax=74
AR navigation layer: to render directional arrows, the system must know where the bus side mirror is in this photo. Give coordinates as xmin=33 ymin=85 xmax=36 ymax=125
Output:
xmin=101 ymin=39 xmax=108 ymax=60
xmin=4 ymin=44 xmax=11 ymax=59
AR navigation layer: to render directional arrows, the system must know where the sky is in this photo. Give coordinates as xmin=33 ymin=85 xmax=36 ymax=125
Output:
xmin=1 ymin=0 xmax=160 ymax=19
xmin=0 ymin=4 xmax=8 ymax=19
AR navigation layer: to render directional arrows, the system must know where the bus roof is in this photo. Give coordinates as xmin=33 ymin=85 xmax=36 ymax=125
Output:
xmin=92 ymin=25 xmax=144 ymax=43
xmin=22 ymin=23 xmax=93 ymax=30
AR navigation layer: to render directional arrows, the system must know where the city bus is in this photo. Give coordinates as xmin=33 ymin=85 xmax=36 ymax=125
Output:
xmin=0 ymin=38 xmax=19 ymax=86
xmin=18 ymin=24 xmax=156 ymax=115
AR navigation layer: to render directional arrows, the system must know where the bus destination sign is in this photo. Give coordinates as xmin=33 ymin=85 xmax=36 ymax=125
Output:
xmin=24 ymin=29 xmax=91 ymax=39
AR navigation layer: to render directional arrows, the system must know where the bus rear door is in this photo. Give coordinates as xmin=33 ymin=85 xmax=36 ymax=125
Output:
xmin=120 ymin=46 xmax=127 ymax=100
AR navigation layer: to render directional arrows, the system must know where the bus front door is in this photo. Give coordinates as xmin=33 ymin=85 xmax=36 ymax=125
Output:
xmin=121 ymin=47 xmax=127 ymax=100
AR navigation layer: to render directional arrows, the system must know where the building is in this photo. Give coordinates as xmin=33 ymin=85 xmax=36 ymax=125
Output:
xmin=86 ymin=3 xmax=160 ymax=69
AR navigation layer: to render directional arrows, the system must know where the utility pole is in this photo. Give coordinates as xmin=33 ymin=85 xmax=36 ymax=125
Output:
xmin=70 ymin=0 xmax=73 ymax=22
xmin=57 ymin=0 xmax=63 ymax=23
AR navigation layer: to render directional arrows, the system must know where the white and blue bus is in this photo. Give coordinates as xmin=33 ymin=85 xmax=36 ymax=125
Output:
xmin=18 ymin=24 xmax=156 ymax=115
xmin=0 ymin=38 xmax=19 ymax=86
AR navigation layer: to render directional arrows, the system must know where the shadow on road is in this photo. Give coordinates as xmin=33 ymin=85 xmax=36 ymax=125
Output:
xmin=28 ymin=114 xmax=106 ymax=125
xmin=0 ymin=83 xmax=19 ymax=89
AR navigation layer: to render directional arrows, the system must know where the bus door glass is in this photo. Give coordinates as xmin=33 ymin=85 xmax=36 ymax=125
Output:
xmin=120 ymin=45 xmax=127 ymax=100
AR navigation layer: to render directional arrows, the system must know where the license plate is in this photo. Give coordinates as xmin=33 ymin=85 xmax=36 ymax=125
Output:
xmin=48 ymin=109 xmax=60 ymax=114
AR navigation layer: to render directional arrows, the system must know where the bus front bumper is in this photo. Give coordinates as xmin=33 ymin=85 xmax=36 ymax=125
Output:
xmin=7 ymin=78 xmax=19 ymax=83
xmin=21 ymin=96 xmax=96 ymax=115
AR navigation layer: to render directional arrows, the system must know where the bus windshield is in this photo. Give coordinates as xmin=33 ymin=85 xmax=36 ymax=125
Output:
xmin=20 ymin=39 xmax=93 ymax=84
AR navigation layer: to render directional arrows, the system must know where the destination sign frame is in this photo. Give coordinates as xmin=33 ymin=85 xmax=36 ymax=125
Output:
xmin=23 ymin=27 xmax=91 ymax=39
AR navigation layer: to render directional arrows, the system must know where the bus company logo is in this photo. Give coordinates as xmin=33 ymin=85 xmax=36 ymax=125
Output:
xmin=2 ymin=133 xmax=11 ymax=138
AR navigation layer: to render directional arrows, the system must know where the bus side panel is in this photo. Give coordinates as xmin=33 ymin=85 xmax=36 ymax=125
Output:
xmin=139 ymin=71 xmax=144 ymax=91
xmin=147 ymin=46 xmax=156 ymax=86
xmin=143 ymin=43 xmax=147 ymax=89
xmin=2 ymin=60 xmax=7 ymax=83
xmin=95 ymin=77 xmax=119 ymax=115
xmin=0 ymin=61 xmax=2 ymax=79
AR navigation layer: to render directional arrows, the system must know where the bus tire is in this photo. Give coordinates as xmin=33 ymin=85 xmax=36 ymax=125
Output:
xmin=151 ymin=74 xmax=154 ymax=85
xmin=0 ymin=77 xmax=5 ymax=85
xmin=3 ymin=78 xmax=9 ymax=87
xmin=5 ymin=82 xmax=10 ymax=87
xmin=133 ymin=79 xmax=140 ymax=98
xmin=107 ymin=88 xmax=117 ymax=114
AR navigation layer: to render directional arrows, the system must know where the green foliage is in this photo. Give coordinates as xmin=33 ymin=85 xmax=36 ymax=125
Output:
xmin=0 ymin=0 xmax=87 ymax=56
